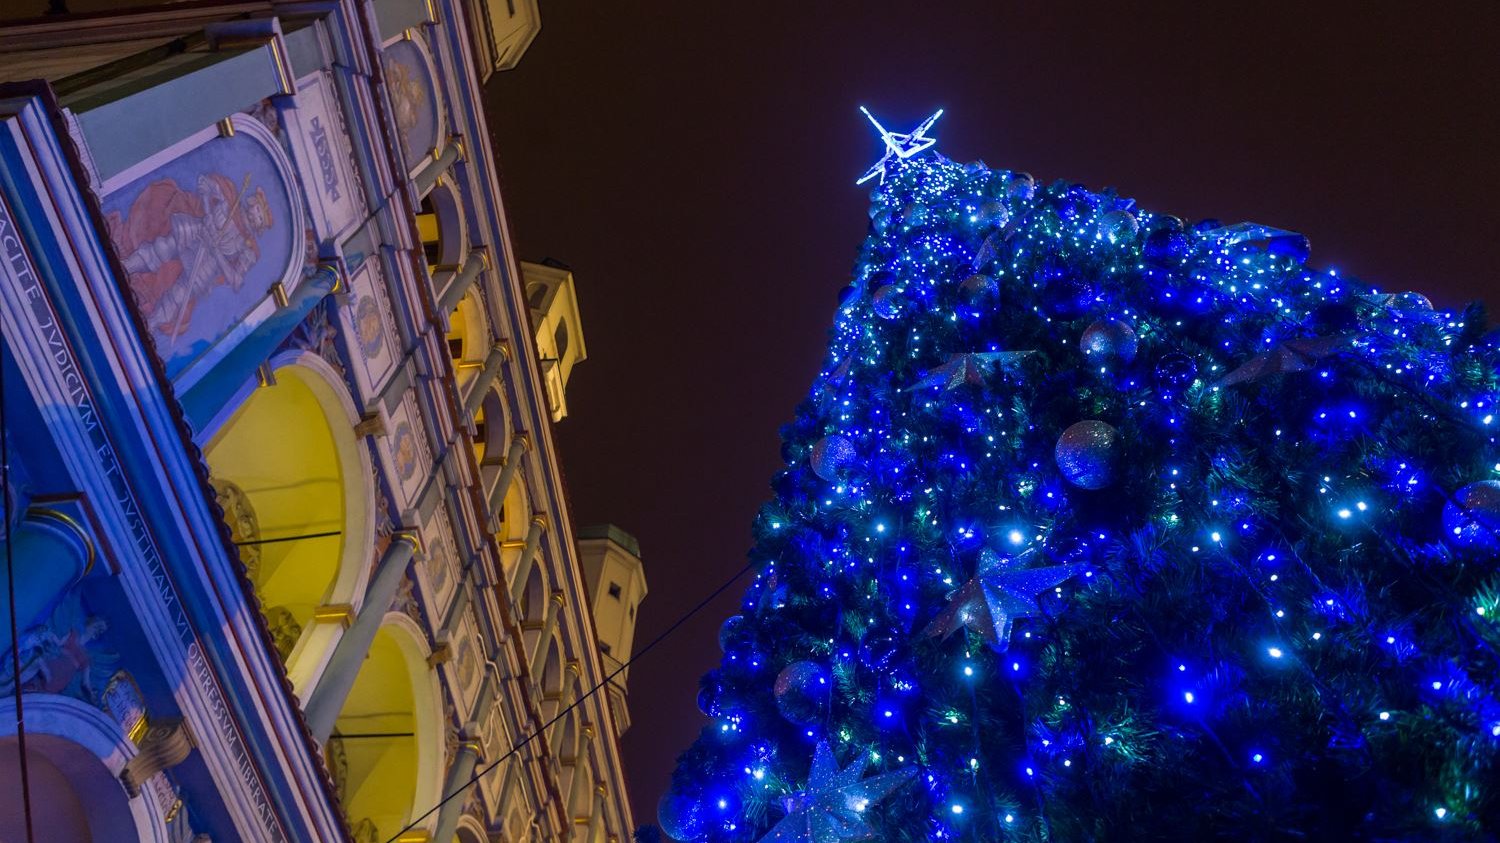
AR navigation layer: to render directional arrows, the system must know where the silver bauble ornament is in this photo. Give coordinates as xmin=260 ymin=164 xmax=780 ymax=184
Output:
xmin=1055 ymin=420 xmax=1121 ymax=490
xmin=1097 ymin=209 xmax=1139 ymax=244
xmin=1080 ymin=318 xmax=1139 ymax=365
xmin=774 ymin=660 xmax=831 ymax=726
xmin=810 ymin=435 xmax=857 ymax=482
xmin=959 ymin=273 xmax=998 ymax=304
xmin=975 ymin=200 xmax=1009 ymax=229
xmin=872 ymin=285 xmax=903 ymax=320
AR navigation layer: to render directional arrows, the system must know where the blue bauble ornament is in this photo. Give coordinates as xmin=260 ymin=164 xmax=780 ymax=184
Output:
xmin=1267 ymin=233 xmax=1311 ymax=263
xmin=1005 ymin=172 xmax=1035 ymax=201
xmin=974 ymin=200 xmax=1009 ymax=229
xmin=958 ymin=273 xmax=998 ymax=305
xmin=1055 ymin=420 xmax=1121 ymax=490
xmin=1098 ymin=209 xmax=1139 ymax=244
xmin=697 ymin=676 xmax=724 ymax=716
xmin=1443 ymin=480 xmax=1500 ymax=550
xmin=1143 ymin=228 xmax=1190 ymax=266
xmin=774 ymin=660 xmax=831 ymax=726
xmin=810 ymin=434 xmax=857 ymax=482
xmin=1081 ymin=318 xmax=1139 ymax=365
xmin=718 ymin=615 xmax=749 ymax=653
xmin=1154 ymin=352 xmax=1198 ymax=392
xmin=872 ymin=285 xmax=903 ymax=320
xmin=1043 ymin=274 xmax=1096 ymax=317
xmin=658 ymin=787 xmax=706 ymax=841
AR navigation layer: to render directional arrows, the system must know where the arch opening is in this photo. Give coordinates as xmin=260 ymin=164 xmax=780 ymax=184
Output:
xmin=204 ymin=362 xmax=372 ymax=689
xmin=326 ymin=618 xmax=441 ymax=843
xmin=445 ymin=290 xmax=487 ymax=392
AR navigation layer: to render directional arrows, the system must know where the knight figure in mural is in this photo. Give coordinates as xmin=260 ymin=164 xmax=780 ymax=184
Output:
xmin=106 ymin=171 xmax=274 ymax=346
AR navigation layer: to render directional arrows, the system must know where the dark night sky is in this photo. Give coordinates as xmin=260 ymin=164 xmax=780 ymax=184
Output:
xmin=484 ymin=1 xmax=1500 ymax=825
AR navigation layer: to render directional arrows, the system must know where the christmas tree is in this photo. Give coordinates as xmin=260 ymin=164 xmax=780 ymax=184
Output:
xmin=660 ymin=111 xmax=1500 ymax=841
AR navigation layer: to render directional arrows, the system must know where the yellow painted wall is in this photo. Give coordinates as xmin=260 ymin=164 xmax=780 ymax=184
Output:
xmin=205 ymin=371 xmax=346 ymax=639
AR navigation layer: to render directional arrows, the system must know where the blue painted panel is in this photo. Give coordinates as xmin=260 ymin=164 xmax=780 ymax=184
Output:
xmin=101 ymin=132 xmax=297 ymax=380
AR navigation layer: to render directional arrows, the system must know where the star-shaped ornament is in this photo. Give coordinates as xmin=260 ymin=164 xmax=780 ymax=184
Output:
xmin=1215 ymin=334 xmax=1356 ymax=388
xmin=856 ymin=107 xmax=944 ymax=186
xmin=904 ymin=351 xmax=1033 ymax=392
xmin=759 ymin=742 xmax=915 ymax=843
xmin=923 ymin=550 xmax=1083 ymax=652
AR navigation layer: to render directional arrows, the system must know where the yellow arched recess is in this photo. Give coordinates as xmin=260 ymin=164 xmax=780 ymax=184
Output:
xmin=327 ymin=618 xmax=441 ymax=842
xmin=204 ymin=362 xmax=370 ymax=691
xmin=445 ymin=291 xmax=486 ymax=392
xmin=416 ymin=196 xmax=442 ymax=270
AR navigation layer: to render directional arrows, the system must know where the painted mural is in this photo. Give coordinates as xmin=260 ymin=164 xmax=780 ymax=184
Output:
xmin=103 ymin=130 xmax=297 ymax=379
xmin=0 ymin=590 xmax=118 ymax=706
xmin=382 ymin=39 xmax=439 ymax=173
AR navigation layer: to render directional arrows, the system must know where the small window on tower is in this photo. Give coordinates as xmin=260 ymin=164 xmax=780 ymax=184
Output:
xmin=629 ymin=604 xmax=635 ymax=620
xmin=600 ymin=641 xmax=612 ymax=655
xmin=607 ymin=582 xmax=621 ymax=600
xmin=553 ymin=321 xmax=570 ymax=360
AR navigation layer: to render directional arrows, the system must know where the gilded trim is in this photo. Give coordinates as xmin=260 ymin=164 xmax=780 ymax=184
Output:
xmin=393 ymin=530 xmax=423 ymax=554
xmin=29 ymin=507 xmax=97 ymax=575
xmin=313 ymin=603 xmax=354 ymax=628
xmin=128 ymin=714 xmax=149 ymax=744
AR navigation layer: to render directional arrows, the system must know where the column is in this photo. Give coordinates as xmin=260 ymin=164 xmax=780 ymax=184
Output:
xmin=462 ymin=342 xmax=510 ymax=418
xmin=0 ymin=509 xmax=93 ymax=654
xmin=508 ymin=514 xmax=547 ymax=595
xmin=566 ymin=763 xmax=591 ymax=835
xmin=431 ymin=735 xmax=481 ymax=843
xmin=548 ymin=662 xmax=581 ymax=757
xmin=435 ymin=250 xmax=487 ymax=315
xmin=414 ymin=143 xmax=462 ymax=195
xmin=486 ymin=433 xmax=530 ymax=524
xmin=304 ymin=532 xmax=420 ymax=742
xmin=529 ymin=591 xmax=564 ymax=673
xmin=587 ymin=783 xmax=608 ymax=843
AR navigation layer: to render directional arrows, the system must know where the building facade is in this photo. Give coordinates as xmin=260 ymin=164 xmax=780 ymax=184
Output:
xmin=0 ymin=0 xmax=643 ymax=840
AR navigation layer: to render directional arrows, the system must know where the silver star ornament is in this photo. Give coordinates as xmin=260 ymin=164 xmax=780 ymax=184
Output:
xmin=759 ymin=742 xmax=915 ymax=843
xmin=905 ymin=351 xmax=1034 ymax=392
xmin=923 ymin=550 xmax=1084 ymax=652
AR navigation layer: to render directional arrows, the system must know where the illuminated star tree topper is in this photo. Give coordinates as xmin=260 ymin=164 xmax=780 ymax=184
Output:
xmin=856 ymin=106 xmax=944 ymax=185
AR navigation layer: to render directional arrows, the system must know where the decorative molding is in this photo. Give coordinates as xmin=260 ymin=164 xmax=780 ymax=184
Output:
xmin=121 ymin=718 xmax=195 ymax=797
xmin=355 ymin=410 xmax=387 ymax=438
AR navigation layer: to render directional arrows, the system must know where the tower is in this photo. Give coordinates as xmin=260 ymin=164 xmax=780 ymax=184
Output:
xmin=576 ymin=525 xmax=647 ymax=737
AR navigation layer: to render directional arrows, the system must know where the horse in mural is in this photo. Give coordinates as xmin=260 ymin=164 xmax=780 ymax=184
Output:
xmin=106 ymin=171 xmax=274 ymax=347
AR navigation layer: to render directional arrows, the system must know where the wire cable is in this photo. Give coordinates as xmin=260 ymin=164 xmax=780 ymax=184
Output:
xmin=386 ymin=556 xmax=758 ymax=842
xmin=2 ymin=345 xmax=36 ymax=843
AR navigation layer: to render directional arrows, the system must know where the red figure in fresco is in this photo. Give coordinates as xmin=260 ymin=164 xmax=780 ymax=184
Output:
xmin=106 ymin=172 xmax=274 ymax=345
